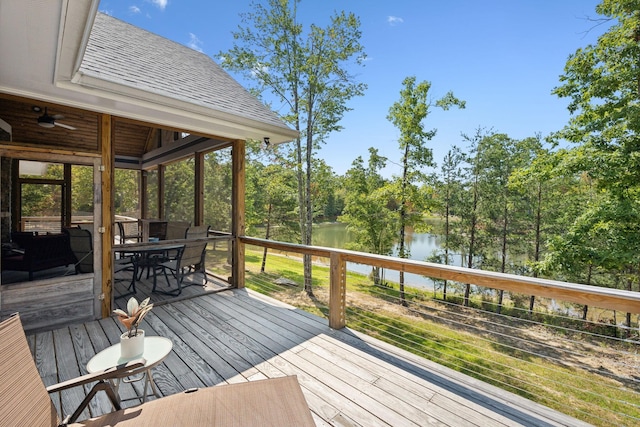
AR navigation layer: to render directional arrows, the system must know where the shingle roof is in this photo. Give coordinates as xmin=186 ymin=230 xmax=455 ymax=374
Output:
xmin=79 ymin=13 xmax=290 ymax=132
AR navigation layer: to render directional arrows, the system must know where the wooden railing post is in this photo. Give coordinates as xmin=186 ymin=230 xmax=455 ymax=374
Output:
xmin=329 ymin=251 xmax=346 ymax=329
xmin=231 ymin=140 xmax=245 ymax=288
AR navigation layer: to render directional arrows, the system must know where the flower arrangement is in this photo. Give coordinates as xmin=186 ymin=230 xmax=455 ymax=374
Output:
xmin=113 ymin=297 xmax=153 ymax=338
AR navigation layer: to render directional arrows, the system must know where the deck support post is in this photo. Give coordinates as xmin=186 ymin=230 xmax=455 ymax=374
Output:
xmin=194 ymin=152 xmax=204 ymax=226
xmin=100 ymin=114 xmax=114 ymax=318
xmin=329 ymin=252 xmax=347 ymax=329
xmin=232 ymin=139 xmax=245 ymax=288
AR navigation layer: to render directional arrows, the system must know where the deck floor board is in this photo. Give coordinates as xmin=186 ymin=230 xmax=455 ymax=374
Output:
xmin=29 ymin=287 xmax=590 ymax=426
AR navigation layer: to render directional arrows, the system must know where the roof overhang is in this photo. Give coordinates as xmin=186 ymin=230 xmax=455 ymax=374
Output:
xmin=0 ymin=0 xmax=298 ymax=145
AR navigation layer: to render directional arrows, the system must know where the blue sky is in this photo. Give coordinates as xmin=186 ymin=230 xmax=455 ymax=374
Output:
xmin=99 ymin=0 xmax=608 ymax=177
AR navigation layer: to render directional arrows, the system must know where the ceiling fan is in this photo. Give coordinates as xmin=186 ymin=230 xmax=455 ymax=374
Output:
xmin=34 ymin=106 xmax=77 ymax=130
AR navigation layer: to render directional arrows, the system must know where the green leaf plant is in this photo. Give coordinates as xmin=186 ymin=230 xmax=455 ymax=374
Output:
xmin=113 ymin=297 xmax=153 ymax=338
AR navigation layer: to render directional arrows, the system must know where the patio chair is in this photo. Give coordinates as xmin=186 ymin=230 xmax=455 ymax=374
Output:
xmin=185 ymin=224 xmax=210 ymax=239
xmin=164 ymin=221 xmax=191 ymax=240
xmin=116 ymin=221 xmax=142 ymax=244
xmin=154 ymin=240 xmax=208 ymax=296
xmin=63 ymin=227 xmax=93 ymax=273
xmin=0 ymin=313 xmax=315 ymax=426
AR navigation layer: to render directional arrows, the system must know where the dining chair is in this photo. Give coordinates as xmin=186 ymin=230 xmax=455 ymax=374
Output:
xmin=154 ymin=241 xmax=208 ymax=296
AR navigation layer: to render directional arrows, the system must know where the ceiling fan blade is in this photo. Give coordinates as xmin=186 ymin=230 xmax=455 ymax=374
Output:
xmin=54 ymin=122 xmax=76 ymax=130
xmin=52 ymin=114 xmax=65 ymax=120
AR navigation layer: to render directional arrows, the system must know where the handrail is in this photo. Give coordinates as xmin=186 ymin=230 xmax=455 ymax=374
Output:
xmin=240 ymin=236 xmax=640 ymax=316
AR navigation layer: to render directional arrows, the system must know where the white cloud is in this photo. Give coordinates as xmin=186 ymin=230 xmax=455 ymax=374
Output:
xmin=129 ymin=5 xmax=141 ymax=14
xmin=387 ymin=16 xmax=404 ymax=26
xmin=188 ymin=33 xmax=204 ymax=53
xmin=149 ymin=0 xmax=168 ymax=10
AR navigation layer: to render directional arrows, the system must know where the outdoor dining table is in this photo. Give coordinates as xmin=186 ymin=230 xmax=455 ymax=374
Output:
xmin=113 ymin=242 xmax=185 ymax=298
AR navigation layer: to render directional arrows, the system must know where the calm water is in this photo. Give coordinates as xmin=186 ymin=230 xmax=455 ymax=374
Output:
xmin=312 ymin=222 xmax=458 ymax=289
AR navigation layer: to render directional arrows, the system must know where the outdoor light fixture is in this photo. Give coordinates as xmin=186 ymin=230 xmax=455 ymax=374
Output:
xmin=263 ymin=137 xmax=270 ymax=146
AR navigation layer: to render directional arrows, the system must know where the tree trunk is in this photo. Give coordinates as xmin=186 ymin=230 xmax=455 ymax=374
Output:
xmin=497 ymin=201 xmax=508 ymax=314
xmin=295 ymin=134 xmax=306 ymax=276
xmin=372 ymin=266 xmax=381 ymax=285
xmin=398 ymin=143 xmax=409 ymax=307
xmin=303 ymin=119 xmax=314 ymax=296
xmin=529 ymin=181 xmax=543 ymax=314
xmin=626 ymin=276 xmax=633 ymax=338
xmin=465 ymin=174 xmax=478 ymax=307
xmin=583 ymin=264 xmax=593 ymax=320
xmin=260 ymin=203 xmax=273 ymax=273
xmin=443 ymin=189 xmax=450 ymax=301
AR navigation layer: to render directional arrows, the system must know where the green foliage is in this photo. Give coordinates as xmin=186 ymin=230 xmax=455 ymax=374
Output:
xmin=549 ymin=0 xmax=640 ymax=290
xmin=71 ymin=165 xmax=94 ymax=215
xmin=203 ymin=149 xmax=232 ymax=232
xmin=387 ymin=76 xmax=466 ymax=257
xmin=164 ymin=158 xmax=195 ymax=222
xmin=220 ymin=0 xmax=367 ymax=293
xmin=114 ymin=169 xmax=139 ymax=217
xmin=340 ymin=148 xmax=396 ymax=258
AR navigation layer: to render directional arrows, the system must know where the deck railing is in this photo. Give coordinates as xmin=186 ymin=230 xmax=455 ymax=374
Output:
xmin=240 ymin=236 xmax=640 ymax=426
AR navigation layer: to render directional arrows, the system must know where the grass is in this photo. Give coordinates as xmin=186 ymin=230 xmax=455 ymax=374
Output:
xmin=240 ymin=246 xmax=640 ymax=427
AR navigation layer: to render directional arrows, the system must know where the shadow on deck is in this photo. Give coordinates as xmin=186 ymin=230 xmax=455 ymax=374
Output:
xmin=27 ymin=288 xmax=588 ymax=426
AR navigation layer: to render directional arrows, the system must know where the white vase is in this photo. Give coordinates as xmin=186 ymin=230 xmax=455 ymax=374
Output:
xmin=120 ymin=329 xmax=145 ymax=359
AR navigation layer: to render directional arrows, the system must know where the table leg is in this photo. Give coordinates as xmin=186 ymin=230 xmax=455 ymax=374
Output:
xmin=142 ymin=370 xmax=150 ymax=403
xmin=147 ymin=369 xmax=161 ymax=398
xmin=141 ymin=369 xmax=161 ymax=403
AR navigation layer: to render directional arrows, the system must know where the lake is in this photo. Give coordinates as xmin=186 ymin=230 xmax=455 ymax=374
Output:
xmin=312 ymin=222 xmax=459 ymax=290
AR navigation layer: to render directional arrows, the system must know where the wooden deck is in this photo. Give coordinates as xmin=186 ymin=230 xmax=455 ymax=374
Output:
xmin=112 ymin=263 xmax=231 ymax=311
xmin=28 ymin=288 xmax=589 ymax=426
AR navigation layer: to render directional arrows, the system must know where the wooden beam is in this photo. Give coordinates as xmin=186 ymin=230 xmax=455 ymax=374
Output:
xmin=329 ymin=252 xmax=346 ymax=329
xmin=100 ymin=114 xmax=114 ymax=318
xmin=232 ymin=140 xmax=245 ymax=288
xmin=11 ymin=159 xmax=19 ymax=232
xmin=64 ymin=164 xmax=72 ymax=227
xmin=140 ymin=170 xmax=148 ymax=219
xmin=143 ymin=128 xmax=158 ymax=153
xmin=157 ymin=165 xmax=165 ymax=219
xmin=0 ymin=143 xmax=101 ymax=159
xmin=240 ymin=236 xmax=640 ymax=315
xmin=195 ymin=152 xmax=204 ymax=226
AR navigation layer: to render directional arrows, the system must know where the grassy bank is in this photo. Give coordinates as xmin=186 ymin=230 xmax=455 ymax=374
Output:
xmin=239 ymin=246 xmax=640 ymax=426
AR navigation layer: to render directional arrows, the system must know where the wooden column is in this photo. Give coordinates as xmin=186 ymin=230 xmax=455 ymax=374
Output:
xmin=157 ymin=164 xmax=165 ymax=219
xmin=139 ymin=170 xmax=146 ymax=219
xmin=329 ymin=252 xmax=347 ymax=329
xmin=100 ymin=114 xmax=115 ymax=318
xmin=231 ymin=140 xmax=245 ymax=288
xmin=194 ymin=152 xmax=204 ymax=226
xmin=63 ymin=164 xmax=72 ymax=227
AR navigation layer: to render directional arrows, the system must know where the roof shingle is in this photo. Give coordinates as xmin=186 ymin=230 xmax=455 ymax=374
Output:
xmin=80 ymin=13 xmax=290 ymax=131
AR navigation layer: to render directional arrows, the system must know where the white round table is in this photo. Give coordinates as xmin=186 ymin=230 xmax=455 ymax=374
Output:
xmin=87 ymin=336 xmax=172 ymax=403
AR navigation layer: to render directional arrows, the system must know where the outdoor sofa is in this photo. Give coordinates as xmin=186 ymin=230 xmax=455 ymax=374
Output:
xmin=3 ymin=232 xmax=76 ymax=280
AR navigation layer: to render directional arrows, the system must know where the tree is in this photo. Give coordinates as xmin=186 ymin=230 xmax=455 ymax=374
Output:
xmin=387 ymin=76 xmax=465 ymax=306
xmin=454 ymin=128 xmax=490 ymax=306
xmin=551 ymin=0 xmax=640 ymax=333
xmin=164 ymin=158 xmax=194 ymax=222
xmin=340 ymin=148 xmax=396 ymax=284
xmin=203 ymin=149 xmax=232 ymax=232
xmin=553 ymin=0 xmax=640 ymax=195
xmin=257 ymin=163 xmax=299 ymax=272
xmin=221 ymin=0 xmax=366 ymax=296
xmin=431 ymin=146 xmax=465 ymax=301
xmin=114 ymin=169 xmax=139 ymax=217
